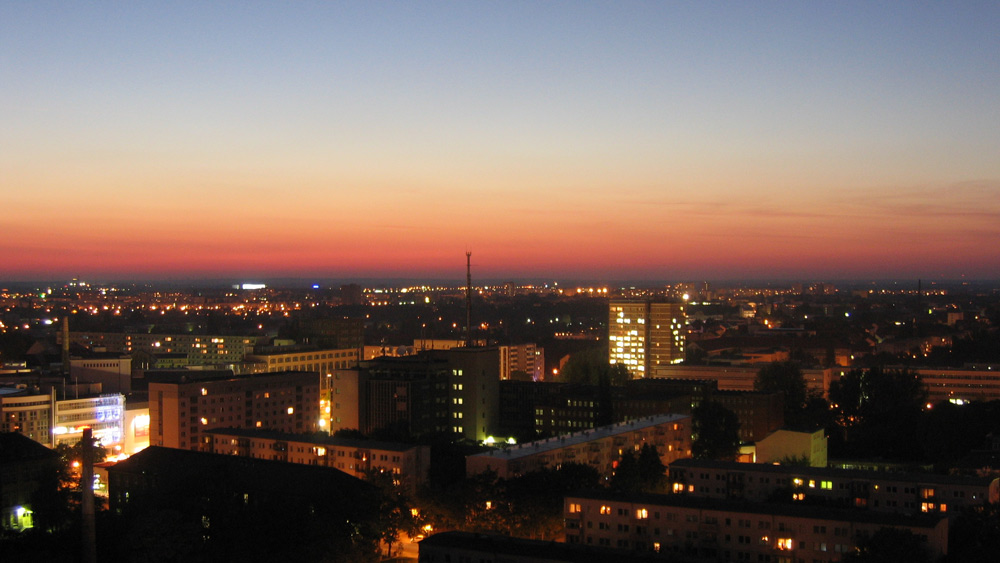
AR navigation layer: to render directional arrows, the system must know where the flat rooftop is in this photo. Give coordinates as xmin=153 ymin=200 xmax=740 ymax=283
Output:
xmin=468 ymin=414 xmax=688 ymax=461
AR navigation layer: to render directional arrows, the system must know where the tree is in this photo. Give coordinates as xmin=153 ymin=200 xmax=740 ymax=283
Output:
xmin=611 ymin=451 xmax=641 ymax=492
xmin=362 ymin=468 xmax=418 ymax=558
xmin=692 ymin=401 xmax=741 ymax=461
xmin=559 ymin=347 xmax=630 ymax=386
xmin=755 ymin=361 xmax=807 ymax=413
xmin=636 ymin=444 xmax=667 ymax=493
xmin=842 ymin=527 xmax=931 ymax=563
xmin=828 ymin=367 xmax=927 ymax=459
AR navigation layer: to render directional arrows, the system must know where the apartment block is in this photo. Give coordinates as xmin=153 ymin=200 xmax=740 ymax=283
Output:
xmin=668 ymin=458 xmax=999 ymax=516
xmin=564 ymin=490 xmax=948 ymax=560
xmin=609 ymin=301 xmax=686 ymax=379
xmin=203 ymin=427 xmax=430 ymax=495
xmin=466 ymin=414 xmax=691 ymax=480
xmin=147 ymin=370 xmax=319 ymax=451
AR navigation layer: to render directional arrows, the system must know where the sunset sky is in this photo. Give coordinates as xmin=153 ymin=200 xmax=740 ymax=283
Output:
xmin=2 ymin=2 xmax=999 ymax=282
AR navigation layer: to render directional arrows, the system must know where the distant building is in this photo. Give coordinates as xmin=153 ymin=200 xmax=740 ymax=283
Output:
xmin=609 ymin=301 xmax=686 ymax=378
xmin=70 ymin=331 xmax=268 ymax=367
xmin=652 ymin=364 xmax=833 ymax=399
xmin=466 ymin=414 xmax=691 ymax=480
xmin=147 ymin=370 xmax=319 ymax=451
xmin=913 ymin=365 xmax=1000 ymax=403
xmin=241 ymin=344 xmax=359 ymax=375
xmin=204 ymin=427 xmax=430 ymax=495
xmin=564 ymin=490 xmax=948 ymax=560
xmin=499 ymin=343 xmax=544 ymax=381
xmin=69 ymin=353 xmax=132 ymax=394
xmin=299 ymin=317 xmax=364 ymax=350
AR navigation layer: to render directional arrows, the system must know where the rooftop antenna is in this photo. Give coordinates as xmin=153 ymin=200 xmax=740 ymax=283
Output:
xmin=466 ymin=251 xmax=473 ymax=347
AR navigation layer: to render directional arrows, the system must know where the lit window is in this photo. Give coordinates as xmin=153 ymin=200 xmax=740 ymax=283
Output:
xmin=600 ymin=505 xmax=611 ymax=515
xmin=776 ymin=538 xmax=794 ymax=550
xmin=287 ymin=407 xmax=294 ymax=415
xmin=636 ymin=508 xmax=648 ymax=519
xmin=569 ymin=503 xmax=581 ymax=513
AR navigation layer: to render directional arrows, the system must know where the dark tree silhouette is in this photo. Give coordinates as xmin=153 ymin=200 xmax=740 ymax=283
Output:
xmin=692 ymin=401 xmax=741 ymax=461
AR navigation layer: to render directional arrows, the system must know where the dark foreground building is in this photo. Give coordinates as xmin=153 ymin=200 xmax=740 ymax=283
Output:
xmin=419 ymin=531 xmax=699 ymax=563
xmin=0 ymin=432 xmax=60 ymax=532
xmin=107 ymin=446 xmax=380 ymax=561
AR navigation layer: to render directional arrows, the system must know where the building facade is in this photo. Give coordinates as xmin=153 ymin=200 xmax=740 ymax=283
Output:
xmin=466 ymin=414 xmax=692 ymax=480
xmin=147 ymin=370 xmax=319 ymax=451
xmin=667 ymin=459 xmax=999 ymax=517
xmin=564 ymin=491 xmax=948 ymax=561
xmin=70 ymin=331 xmax=268 ymax=367
xmin=609 ymin=301 xmax=686 ymax=379
xmin=204 ymin=428 xmax=430 ymax=495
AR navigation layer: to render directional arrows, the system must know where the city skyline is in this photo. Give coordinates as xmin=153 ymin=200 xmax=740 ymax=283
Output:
xmin=3 ymin=2 xmax=999 ymax=281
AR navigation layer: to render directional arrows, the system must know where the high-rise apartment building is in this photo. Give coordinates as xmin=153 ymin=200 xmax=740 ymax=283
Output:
xmin=609 ymin=300 xmax=686 ymax=378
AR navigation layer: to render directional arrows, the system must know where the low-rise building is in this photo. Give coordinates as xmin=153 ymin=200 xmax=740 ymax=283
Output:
xmin=667 ymin=458 xmax=999 ymax=516
xmin=755 ymin=428 xmax=828 ymax=467
xmin=466 ymin=414 xmax=691 ymax=480
xmin=0 ymin=432 xmax=60 ymax=532
xmin=204 ymin=427 xmax=430 ymax=494
xmin=564 ymin=490 xmax=948 ymax=560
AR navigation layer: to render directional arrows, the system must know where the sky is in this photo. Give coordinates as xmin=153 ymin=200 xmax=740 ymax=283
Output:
xmin=2 ymin=1 xmax=999 ymax=283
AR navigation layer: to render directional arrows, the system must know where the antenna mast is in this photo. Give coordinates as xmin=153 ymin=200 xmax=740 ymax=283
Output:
xmin=465 ymin=252 xmax=473 ymax=347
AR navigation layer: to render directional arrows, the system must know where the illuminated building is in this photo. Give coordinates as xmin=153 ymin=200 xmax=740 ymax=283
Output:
xmin=668 ymin=459 xmax=999 ymax=516
xmin=123 ymin=402 xmax=150 ymax=455
xmin=498 ymin=343 xmax=544 ymax=381
xmin=0 ymin=389 xmax=52 ymax=445
xmin=1 ymin=388 xmax=126 ymax=451
xmin=324 ymin=369 xmax=361 ymax=433
xmin=51 ymin=394 xmax=125 ymax=450
xmin=563 ymin=490 xmax=948 ymax=560
xmin=242 ymin=344 xmax=359 ymax=374
xmin=147 ymin=370 xmax=319 ymax=451
xmin=70 ymin=331 xmax=268 ymax=367
xmin=609 ymin=300 xmax=686 ymax=379
xmin=204 ymin=427 xmax=430 ymax=495
xmin=466 ymin=414 xmax=691 ymax=480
